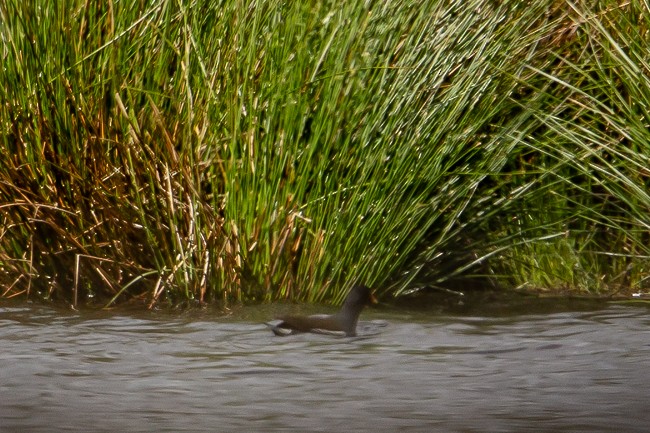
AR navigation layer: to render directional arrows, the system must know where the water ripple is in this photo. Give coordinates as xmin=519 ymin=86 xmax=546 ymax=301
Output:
xmin=1 ymin=301 xmax=649 ymax=432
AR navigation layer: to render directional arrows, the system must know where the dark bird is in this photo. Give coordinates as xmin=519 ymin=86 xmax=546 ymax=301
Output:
xmin=269 ymin=285 xmax=377 ymax=337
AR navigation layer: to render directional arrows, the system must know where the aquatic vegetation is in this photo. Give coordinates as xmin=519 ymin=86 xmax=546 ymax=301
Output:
xmin=0 ymin=0 xmax=648 ymax=306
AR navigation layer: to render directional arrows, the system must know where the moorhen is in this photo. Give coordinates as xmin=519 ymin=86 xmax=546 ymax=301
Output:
xmin=269 ymin=285 xmax=377 ymax=337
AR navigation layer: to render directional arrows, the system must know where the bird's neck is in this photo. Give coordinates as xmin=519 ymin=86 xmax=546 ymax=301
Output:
xmin=335 ymin=302 xmax=364 ymax=333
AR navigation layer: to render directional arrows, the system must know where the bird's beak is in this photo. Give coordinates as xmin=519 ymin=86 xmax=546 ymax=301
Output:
xmin=370 ymin=292 xmax=378 ymax=304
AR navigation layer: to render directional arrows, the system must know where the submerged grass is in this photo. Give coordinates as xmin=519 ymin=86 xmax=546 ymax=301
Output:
xmin=0 ymin=0 xmax=648 ymax=307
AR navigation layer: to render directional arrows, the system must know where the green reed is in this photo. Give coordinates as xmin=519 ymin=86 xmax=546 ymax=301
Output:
xmin=0 ymin=0 xmax=648 ymax=307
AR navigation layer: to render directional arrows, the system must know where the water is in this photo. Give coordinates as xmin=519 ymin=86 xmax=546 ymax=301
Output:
xmin=1 ymin=297 xmax=649 ymax=432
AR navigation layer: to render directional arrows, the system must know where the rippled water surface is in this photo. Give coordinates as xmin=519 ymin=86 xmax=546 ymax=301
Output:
xmin=1 ymin=297 xmax=649 ymax=432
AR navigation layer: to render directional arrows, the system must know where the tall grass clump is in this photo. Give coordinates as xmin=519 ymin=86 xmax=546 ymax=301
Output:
xmin=1 ymin=0 xmax=647 ymax=307
xmin=220 ymin=0 xmax=562 ymax=303
xmin=483 ymin=0 xmax=650 ymax=294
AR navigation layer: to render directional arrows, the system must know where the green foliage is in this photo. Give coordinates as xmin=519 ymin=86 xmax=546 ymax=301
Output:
xmin=0 ymin=0 xmax=648 ymax=307
xmin=486 ymin=0 xmax=650 ymax=294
